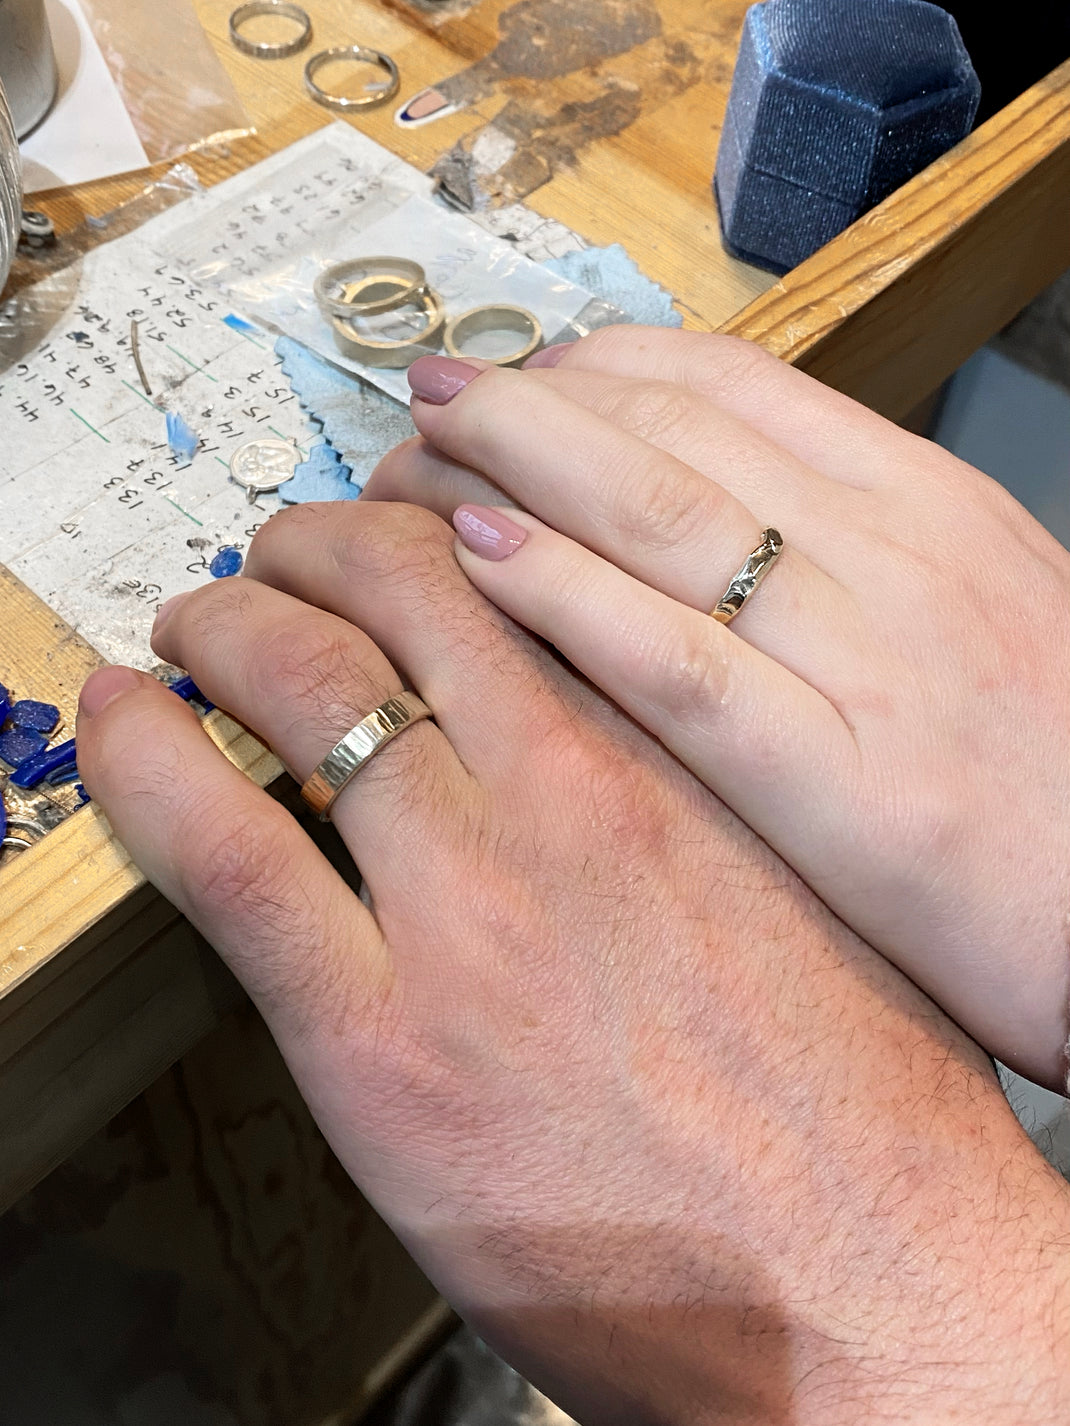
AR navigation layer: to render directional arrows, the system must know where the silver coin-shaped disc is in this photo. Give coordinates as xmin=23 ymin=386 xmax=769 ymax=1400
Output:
xmin=229 ymin=438 xmax=301 ymax=493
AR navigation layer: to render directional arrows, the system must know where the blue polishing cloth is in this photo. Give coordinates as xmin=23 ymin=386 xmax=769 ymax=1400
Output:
xmin=715 ymin=0 xmax=980 ymax=273
xmin=281 ymin=439 xmax=361 ymax=504
xmin=544 ymin=244 xmax=682 ymax=329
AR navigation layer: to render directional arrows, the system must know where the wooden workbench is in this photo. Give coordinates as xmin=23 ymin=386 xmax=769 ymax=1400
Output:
xmin=3 ymin=0 xmax=1070 ymax=1265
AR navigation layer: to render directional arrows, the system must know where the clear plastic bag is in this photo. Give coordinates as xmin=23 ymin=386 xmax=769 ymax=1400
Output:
xmin=76 ymin=0 xmax=251 ymax=164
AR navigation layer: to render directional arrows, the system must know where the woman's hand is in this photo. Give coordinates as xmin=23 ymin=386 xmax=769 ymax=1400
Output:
xmin=364 ymin=327 xmax=1070 ymax=1089
xmin=76 ymin=501 xmax=1070 ymax=1422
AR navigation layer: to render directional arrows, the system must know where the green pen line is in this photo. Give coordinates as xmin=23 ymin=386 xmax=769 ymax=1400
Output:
xmin=70 ymin=409 xmax=109 ymax=442
xmin=215 ymin=456 xmax=230 ymax=469
xmin=230 ymin=326 xmax=267 ymax=350
xmin=269 ymin=425 xmax=307 ymax=453
xmin=166 ymin=344 xmax=218 ymax=382
xmin=165 ymin=496 xmax=203 ymax=526
xmin=121 ymin=379 xmax=157 ymax=408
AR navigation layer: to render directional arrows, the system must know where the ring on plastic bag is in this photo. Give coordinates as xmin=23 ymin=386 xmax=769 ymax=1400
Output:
xmin=443 ymin=304 xmax=543 ymax=368
xmin=229 ymin=1 xmax=312 ymax=58
xmin=314 ymin=257 xmax=428 ymax=318
xmin=331 ymin=279 xmax=445 ymax=369
xmin=304 ymin=45 xmax=400 ymax=111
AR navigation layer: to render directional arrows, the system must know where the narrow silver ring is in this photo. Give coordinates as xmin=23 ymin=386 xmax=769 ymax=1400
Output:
xmin=710 ymin=528 xmax=784 ymax=624
xmin=229 ymin=2 xmax=312 ymax=58
xmin=443 ymin=304 xmax=543 ymax=368
xmin=301 ymin=692 xmax=433 ymax=820
xmin=304 ymin=45 xmax=401 ymax=111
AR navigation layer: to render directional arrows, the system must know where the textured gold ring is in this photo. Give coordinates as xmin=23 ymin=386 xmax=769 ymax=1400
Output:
xmin=710 ymin=528 xmax=784 ymax=624
xmin=443 ymin=304 xmax=543 ymax=368
xmin=301 ymin=692 xmax=433 ymax=820
xmin=330 ymin=277 xmax=445 ymax=368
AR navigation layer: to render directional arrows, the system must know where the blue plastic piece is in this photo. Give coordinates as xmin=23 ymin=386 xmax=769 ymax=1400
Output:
xmin=714 ymin=0 xmax=981 ymax=273
xmin=9 ymin=736 xmax=76 ymax=788
xmin=209 ymin=547 xmax=244 ymax=578
xmin=10 ymin=698 xmax=60 ymax=734
xmin=169 ymin=674 xmax=215 ymax=713
xmin=0 ymin=726 xmax=47 ymax=769
xmin=165 ymin=409 xmax=200 ymax=465
xmin=75 ymin=783 xmax=91 ymax=804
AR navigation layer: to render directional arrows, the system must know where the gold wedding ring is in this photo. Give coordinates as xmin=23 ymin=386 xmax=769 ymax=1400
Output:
xmin=229 ymin=2 xmax=312 ymax=58
xmin=330 ymin=278 xmax=445 ymax=367
xmin=314 ymin=257 xmax=428 ymax=318
xmin=304 ymin=45 xmax=400 ymax=111
xmin=301 ymin=692 xmax=433 ymax=820
xmin=710 ymin=528 xmax=784 ymax=624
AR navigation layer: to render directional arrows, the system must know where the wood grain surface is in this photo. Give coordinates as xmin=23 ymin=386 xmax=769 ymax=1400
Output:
xmin=2 ymin=0 xmax=1070 ymax=1217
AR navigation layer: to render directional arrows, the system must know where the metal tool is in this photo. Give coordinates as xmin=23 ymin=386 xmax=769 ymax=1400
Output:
xmin=229 ymin=437 xmax=301 ymax=503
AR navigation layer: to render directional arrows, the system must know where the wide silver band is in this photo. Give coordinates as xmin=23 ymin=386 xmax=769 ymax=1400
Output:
xmin=314 ymin=257 xmax=428 ymax=318
xmin=304 ymin=45 xmax=400 ymax=111
xmin=301 ymin=691 xmax=432 ymax=820
xmin=229 ymin=2 xmax=312 ymax=58
xmin=443 ymin=304 xmax=543 ymax=368
xmin=710 ymin=528 xmax=784 ymax=624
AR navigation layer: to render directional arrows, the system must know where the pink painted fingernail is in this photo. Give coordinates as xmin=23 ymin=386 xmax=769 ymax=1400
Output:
xmin=78 ymin=666 xmax=142 ymax=718
xmin=453 ymin=504 xmax=528 ymax=560
xmin=408 ymin=355 xmax=484 ymax=405
xmin=523 ymin=342 xmax=571 ymax=370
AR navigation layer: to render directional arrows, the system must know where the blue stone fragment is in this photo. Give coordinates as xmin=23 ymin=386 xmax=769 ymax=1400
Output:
xmin=209 ymin=547 xmax=244 ymax=578
xmin=165 ymin=409 xmax=200 ymax=465
xmin=10 ymin=698 xmax=60 ymax=734
xmin=45 ymin=762 xmax=80 ymax=786
xmin=9 ymin=736 xmax=76 ymax=787
xmin=0 ymin=727 xmax=47 ymax=769
xmin=0 ymin=682 xmax=10 ymax=725
xmin=169 ymin=674 xmax=215 ymax=713
xmin=0 ymin=790 xmax=6 ymax=840
xmin=75 ymin=783 xmax=91 ymax=804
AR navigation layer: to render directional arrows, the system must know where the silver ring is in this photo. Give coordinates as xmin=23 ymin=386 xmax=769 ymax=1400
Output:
xmin=229 ymin=2 xmax=312 ymax=58
xmin=443 ymin=304 xmax=543 ymax=368
xmin=304 ymin=45 xmax=401 ymax=111
xmin=710 ymin=528 xmax=784 ymax=624
xmin=331 ymin=282 xmax=446 ymax=368
xmin=301 ymin=692 xmax=433 ymax=820
xmin=314 ymin=257 xmax=428 ymax=318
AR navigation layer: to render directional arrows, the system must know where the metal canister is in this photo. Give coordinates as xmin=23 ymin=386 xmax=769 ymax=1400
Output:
xmin=0 ymin=0 xmax=58 ymax=138
xmin=0 ymin=78 xmax=20 ymax=293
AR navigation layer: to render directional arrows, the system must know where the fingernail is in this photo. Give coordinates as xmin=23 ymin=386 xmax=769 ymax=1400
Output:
xmin=453 ymin=504 xmax=528 ymax=560
xmin=523 ymin=343 xmax=571 ymax=370
xmin=78 ymin=666 xmax=142 ymax=718
xmin=408 ymin=355 xmax=484 ymax=405
xmin=153 ymin=592 xmax=188 ymax=632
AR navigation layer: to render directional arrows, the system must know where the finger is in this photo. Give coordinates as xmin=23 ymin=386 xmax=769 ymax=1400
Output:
xmin=75 ymin=665 xmax=388 ymax=1041
xmin=242 ymin=500 xmax=576 ymax=784
xmin=364 ymin=434 xmax=515 ymax=513
xmin=448 ymin=502 xmax=861 ymax=870
xmin=149 ymin=571 xmax=476 ymax=899
xmin=525 ymin=326 xmax=934 ymax=491
xmin=405 ymin=359 xmax=863 ymax=681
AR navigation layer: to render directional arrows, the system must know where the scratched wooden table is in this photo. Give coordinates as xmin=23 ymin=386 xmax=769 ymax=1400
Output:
xmin=3 ymin=0 xmax=1070 ymax=1255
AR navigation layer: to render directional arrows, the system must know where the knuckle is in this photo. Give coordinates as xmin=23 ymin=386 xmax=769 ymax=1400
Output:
xmin=616 ymin=457 xmax=715 ymax=554
xmin=329 ymin=500 xmax=451 ymax=588
xmin=694 ymin=333 xmax=781 ymax=400
xmin=649 ymin=621 xmax=730 ymax=731
xmin=260 ymin=618 xmax=386 ymax=748
xmin=601 ymin=380 xmax=699 ymax=448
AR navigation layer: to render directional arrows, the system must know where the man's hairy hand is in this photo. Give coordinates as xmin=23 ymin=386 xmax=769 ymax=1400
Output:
xmin=77 ymin=502 xmax=1070 ymax=1424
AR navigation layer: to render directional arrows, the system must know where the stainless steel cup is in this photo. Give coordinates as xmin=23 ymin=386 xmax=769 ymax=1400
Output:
xmin=0 ymin=0 xmax=58 ymax=138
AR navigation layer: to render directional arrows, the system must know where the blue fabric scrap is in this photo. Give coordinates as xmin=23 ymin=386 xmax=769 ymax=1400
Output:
xmin=545 ymin=245 xmax=682 ymax=329
xmin=10 ymin=698 xmax=60 ymax=734
xmin=210 ymin=547 xmax=244 ymax=578
xmin=6 ymin=732 xmax=69 ymax=784
xmin=276 ymin=336 xmax=413 ymax=494
xmin=281 ymin=439 xmax=360 ymax=504
xmin=0 ymin=727 xmax=47 ymax=769
xmin=166 ymin=410 xmax=200 ymax=466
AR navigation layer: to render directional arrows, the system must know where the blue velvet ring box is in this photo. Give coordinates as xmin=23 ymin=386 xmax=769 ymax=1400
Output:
xmin=715 ymin=0 xmax=981 ymax=274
